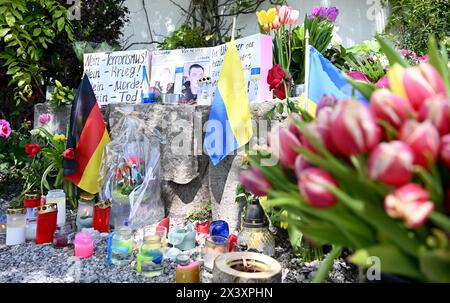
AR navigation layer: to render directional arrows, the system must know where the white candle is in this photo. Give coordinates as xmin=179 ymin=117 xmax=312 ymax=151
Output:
xmin=6 ymin=226 xmax=26 ymax=245
xmin=47 ymin=190 xmax=66 ymax=227
xmin=25 ymin=221 xmax=37 ymax=241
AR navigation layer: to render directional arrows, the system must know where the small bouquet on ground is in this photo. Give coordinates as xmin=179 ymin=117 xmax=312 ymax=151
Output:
xmin=240 ymin=37 xmax=450 ymax=282
xmin=114 ymin=156 xmax=145 ymax=197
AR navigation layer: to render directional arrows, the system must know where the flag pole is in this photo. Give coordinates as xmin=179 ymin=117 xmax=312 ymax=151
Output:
xmin=231 ymin=16 xmax=237 ymax=40
xmin=304 ymin=29 xmax=310 ymax=112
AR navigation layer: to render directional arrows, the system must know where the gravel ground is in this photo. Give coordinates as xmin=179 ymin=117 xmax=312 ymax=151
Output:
xmin=0 ymin=196 xmax=358 ymax=283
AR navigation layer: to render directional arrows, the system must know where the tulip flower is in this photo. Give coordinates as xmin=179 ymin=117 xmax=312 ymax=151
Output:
xmin=25 ymin=143 xmax=41 ymax=157
xmin=38 ymin=113 xmax=52 ymax=125
xmin=439 ymin=134 xmax=450 ymax=167
xmin=303 ymin=107 xmax=338 ymax=155
xmin=316 ymin=94 xmax=338 ymax=116
xmin=0 ymin=119 xmax=11 ymax=139
xmin=330 ymin=100 xmax=381 ymax=156
xmin=418 ymin=94 xmax=450 ymax=136
xmin=368 ymin=141 xmax=414 ymax=186
xmin=387 ymin=64 xmax=408 ymax=100
xmin=298 ymin=168 xmax=338 ymax=209
xmin=63 ymin=148 xmax=76 ymax=160
xmin=399 ymin=120 xmax=440 ymax=168
xmin=326 ymin=7 xmax=339 ymax=22
xmin=287 ymin=9 xmax=299 ymax=25
xmin=375 ymin=76 xmax=389 ymax=88
xmin=240 ymin=168 xmax=272 ymax=197
xmin=277 ymin=5 xmax=291 ymax=25
xmin=256 ymin=8 xmax=277 ymax=32
xmin=403 ymin=63 xmax=447 ymax=110
xmin=370 ymin=89 xmax=414 ymax=129
xmin=272 ymin=15 xmax=281 ymax=30
xmin=384 ymin=183 xmax=434 ymax=228
xmin=288 ymin=113 xmax=303 ymax=141
xmin=347 ymin=71 xmax=370 ymax=83
xmin=270 ymin=126 xmax=302 ymax=169
xmin=294 ymin=154 xmax=312 ymax=179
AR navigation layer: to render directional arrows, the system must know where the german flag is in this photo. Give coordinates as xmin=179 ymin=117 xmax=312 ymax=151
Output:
xmin=64 ymin=75 xmax=110 ymax=194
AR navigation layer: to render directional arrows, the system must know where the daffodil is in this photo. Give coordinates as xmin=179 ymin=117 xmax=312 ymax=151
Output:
xmin=280 ymin=210 xmax=288 ymax=229
xmin=53 ymin=134 xmax=66 ymax=142
xmin=256 ymin=8 xmax=277 ymax=32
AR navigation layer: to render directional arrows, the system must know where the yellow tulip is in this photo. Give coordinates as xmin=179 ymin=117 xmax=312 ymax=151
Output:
xmin=280 ymin=210 xmax=288 ymax=229
xmin=256 ymin=8 xmax=277 ymax=32
xmin=53 ymin=134 xmax=66 ymax=142
xmin=387 ymin=64 xmax=407 ymax=99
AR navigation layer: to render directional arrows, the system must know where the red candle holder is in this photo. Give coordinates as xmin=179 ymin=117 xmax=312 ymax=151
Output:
xmin=36 ymin=204 xmax=58 ymax=244
xmin=24 ymin=193 xmax=41 ymax=209
xmin=93 ymin=200 xmax=111 ymax=233
xmin=196 ymin=220 xmax=210 ymax=235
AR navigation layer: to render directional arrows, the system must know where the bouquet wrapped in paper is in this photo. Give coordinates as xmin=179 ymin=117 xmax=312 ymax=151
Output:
xmin=99 ymin=114 xmax=165 ymax=229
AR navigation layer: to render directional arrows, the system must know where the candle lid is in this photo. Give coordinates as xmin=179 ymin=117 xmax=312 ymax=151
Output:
xmin=7 ymin=208 xmax=25 ymax=215
xmin=79 ymin=192 xmax=95 ymax=202
xmin=176 ymin=254 xmax=190 ymax=266
xmin=38 ymin=204 xmax=58 ymax=214
xmin=94 ymin=200 xmax=112 ymax=209
xmin=24 ymin=193 xmax=40 ymax=200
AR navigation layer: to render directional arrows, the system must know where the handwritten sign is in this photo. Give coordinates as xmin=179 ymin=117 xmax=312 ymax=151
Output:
xmin=83 ymin=50 xmax=150 ymax=106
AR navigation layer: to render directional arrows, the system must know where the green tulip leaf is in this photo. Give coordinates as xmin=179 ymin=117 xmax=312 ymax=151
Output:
xmin=419 ymin=249 xmax=450 ymax=282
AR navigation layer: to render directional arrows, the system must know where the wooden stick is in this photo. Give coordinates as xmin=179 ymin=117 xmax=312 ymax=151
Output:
xmin=304 ymin=29 xmax=311 ymax=112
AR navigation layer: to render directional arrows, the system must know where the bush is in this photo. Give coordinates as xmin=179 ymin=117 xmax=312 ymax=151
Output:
xmin=384 ymin=0 xmax=450 ymax=55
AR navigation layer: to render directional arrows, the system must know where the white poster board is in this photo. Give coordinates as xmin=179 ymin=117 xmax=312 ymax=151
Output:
xmin=83 ymin=49 xmax=150 ymax=106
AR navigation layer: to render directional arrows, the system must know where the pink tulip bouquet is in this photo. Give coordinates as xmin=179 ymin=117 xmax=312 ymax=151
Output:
xmin=240 ymin=37 xmax=450 ymax=282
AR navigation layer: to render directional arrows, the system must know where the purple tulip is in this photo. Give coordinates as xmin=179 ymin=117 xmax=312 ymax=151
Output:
xmin=240 ymin=168 xmax=272 ymax=197
xmin=326 ymin=7 xmax=339 ymax=22
xmin=316 ymin=94 xmax=338 ymax=116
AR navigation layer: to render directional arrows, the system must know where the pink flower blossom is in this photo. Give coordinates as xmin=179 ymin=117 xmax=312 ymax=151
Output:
xmin=38 ymin=113 xmax=52 ymax=125
xmin=0 ymin=119 xmax=11 ymax=138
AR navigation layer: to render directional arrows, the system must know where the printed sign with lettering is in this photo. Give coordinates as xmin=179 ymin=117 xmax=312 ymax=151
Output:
xmin=83 ymin=49 xmax=150 ymax=106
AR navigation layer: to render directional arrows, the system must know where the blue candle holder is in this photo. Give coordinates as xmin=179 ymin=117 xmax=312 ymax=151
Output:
xmin=210 ymin=220 xmax=229 ymax=238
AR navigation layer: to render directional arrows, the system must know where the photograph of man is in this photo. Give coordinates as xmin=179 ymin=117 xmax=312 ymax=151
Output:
xmin=181 ymin=63 xmax=205 ymax=103
xmin=153 ymin=67 xmax=174 ymax=95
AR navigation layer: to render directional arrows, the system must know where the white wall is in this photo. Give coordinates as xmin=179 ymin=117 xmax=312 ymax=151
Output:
xmin=121 ymin=0 xmax=389 ymax=50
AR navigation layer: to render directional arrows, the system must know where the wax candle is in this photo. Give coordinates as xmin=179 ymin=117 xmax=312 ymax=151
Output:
xmin=24 ymin=193 xmax=40 ymax=241
xmin=196 ymin=220 xmax=210 ymax=235
xmin=201 ymin=236 xmax=228 ymax=271
xmin=93 ymin=200 xmax=111 ymax=233
xmin=76 ymin=193 xmax=94 ymax=231
xmin=36 ymin=204 xmax=58 ymax=244
xmin=168 ymin=225 xmax=196 ymax=251
xmin=6 ymin=208 xmax=26 ymax=246
xmin=46 ymin=189 xmax=66 ymax=227
xmin=176 ymin=254 xmax=200 ymax=283
xmin=74 ymin=231 xmax=94 ymax=258
xmin=210 ymin=220 xmax=229 ymax=238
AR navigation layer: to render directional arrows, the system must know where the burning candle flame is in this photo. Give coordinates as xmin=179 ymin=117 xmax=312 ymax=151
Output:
xmin=242 ymin=257 xmax=248 ymax=269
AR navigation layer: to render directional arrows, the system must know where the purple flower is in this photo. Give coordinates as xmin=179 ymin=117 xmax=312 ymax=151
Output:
xmin=311 ymin=6 xmax=320 ymax=16
xmin=316 ymin=94 xmax=338 ymax=116
xmin=38 ymin=113 xmax=52 ymax=125
xmin=317 ymin=7 xmax=328 ymax=18
xmin=0 ymin=119 xmax=11 ymax=138
xmin=326 ymin=7 xmax=339 ymax=22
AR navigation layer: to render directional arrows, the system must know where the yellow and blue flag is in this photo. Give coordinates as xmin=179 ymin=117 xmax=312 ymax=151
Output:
xmin=301 ymin=46 xmax=367 ymax=115
xmin=204 ymin=39 xmax=253 ymax=165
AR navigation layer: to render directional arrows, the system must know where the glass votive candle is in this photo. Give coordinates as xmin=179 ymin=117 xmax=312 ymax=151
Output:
xmin=36 ymin=204 xmax=58 ymax=244
xmin=210 ymin=220 xmax=229 ymax=238
xmin=93 ymin=200 xmax=111 ymax=233
xmin=24 ymin=193 xmax=41 ymax=241
xmin=175 ymin=254 xmax=200 ymax=283
xmin=144 ymin=225 xmax=167 ymax=255
xmin=76 ymin=193 xmax=94 ymax=231
xmin=46 ymin=189 xmax=66 ymax=227
xmin=53 ymin=224 xmax=72 ymax=248
xmin=6 ymin=208 xmax=26 ymax=246
xmin=111 ymin=226 xmax=133 ymax=266
xmin=74 ymin=231 xmax=94 ymax=258
xmin=201 ymin=235 xmax=229 ymax=271
xmin=137 ymin=235 xmax=164 ymax=277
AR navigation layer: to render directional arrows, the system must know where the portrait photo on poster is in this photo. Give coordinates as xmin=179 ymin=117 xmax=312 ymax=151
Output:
xmin=181 ymin=61 xmax=209 ymax=103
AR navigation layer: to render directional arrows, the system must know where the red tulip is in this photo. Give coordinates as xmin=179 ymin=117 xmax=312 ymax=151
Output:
xmin=25 ymin=144 xmax=41 ymax=157
xmin=403 ymin=63 xmax=446 ymax=110
xmin=271 ymin=127 xmax=302 ymax=169
xmin=439 ymin=134 xmax=450 ymax=167
xmin=347 ymin=71 xmax=370 ymax=83
xmin=274 ymin=84 xmax=287 ymax=100
xmin=298 ymin=168 xmax=338 ymax=209
xmin=418 ymin=94 xmax=450 ymax=136
xmin=288 ymin=113 xmax=303 ymax=141
xmin=267 ymin=64 xmax=286 ymax=90
xmin=240 ymin=168 xmax=272 ymax=196
xmin=330 ymin=99 xmax=381 ymax=156
xmin=368 ymin=141 xmax=414 ymax=186
xmin=384 ymin=183 xmax=434 ymax=228
xmin=294 ymin=155 xmax=312 ymax=179
xmin=302 ymin=107 xmax=337 ymax=155
xmin=63 ymin=148 xmax=76 ymax=160
xmin=399 ymin=120 xmax=440 ymax=168
xmin=371 ymin=89 xmax=414 ymax=129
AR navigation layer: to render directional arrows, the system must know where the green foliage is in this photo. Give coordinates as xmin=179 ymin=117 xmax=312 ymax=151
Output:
xmin=186 ymin=202 xmax=212 ymax=223
xmin=49 ymin=80 xmax=75 ymax=109
xmin=384 ymin=0 xmax=450 ymax=56
xmin=160 ymin=25 xmax=212 ymax=50
xmin=0 ymin=0 xmax=73 ymax=102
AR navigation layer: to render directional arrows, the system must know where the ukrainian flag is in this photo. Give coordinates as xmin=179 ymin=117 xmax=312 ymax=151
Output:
xmin=204 ymin=39 xmax=253 ymax=165
xmin=301 ymin=46 xmax=367 ymax=116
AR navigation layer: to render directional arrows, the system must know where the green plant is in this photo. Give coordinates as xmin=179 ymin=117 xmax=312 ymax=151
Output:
xmin=160 ymin=24 xmax=212 ymax=50
xmin=384 ymin=0 xmax=450 ymax=56
xmin=186 ymin=202 xmax=212 ymax=223
xmin=48 ymin=80 xmax=75 ymax=109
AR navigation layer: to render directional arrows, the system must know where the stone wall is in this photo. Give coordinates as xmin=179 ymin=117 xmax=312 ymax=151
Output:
xmin=34 ymin=101 xmax=287 ymax=231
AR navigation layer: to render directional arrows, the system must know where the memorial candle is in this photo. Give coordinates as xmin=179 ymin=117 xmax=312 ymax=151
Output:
xmin=46 ymin=189 xmax=66 ymax=227
xmin=175 ymin=254 xmax=200 ymax=283
xmin=24 ymin=193 xmax=40 ymax=241
xmin=6 ymin=208 xmax=26 ymax=246
xmin=36 ymin=204 xmax=58 ymax=244
xmin=93 ymin=200 xmax=111 ymax=233
xmin=76 ymin=193 xmax=94 ymax=231
xmin=74 ymin=231 xmax=94 ymax=258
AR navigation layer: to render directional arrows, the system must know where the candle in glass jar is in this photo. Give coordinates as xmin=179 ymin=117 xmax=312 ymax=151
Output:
xmin=36 ymin=204 xmax=58 ymax=244
xmin=76 ymin=193 xmax=94 ymax=231
xmin=93 ymin=200 xmax=111 ymax=233
xmin=175 ymin=254 xmax=200 ymax=283
xmin=6 ymin=208 xmax=26 ymax=246
xmin=24 ymin=193 xmax=41 ymax=241
xmin=46 ymin=189 xmax=66 ymax=227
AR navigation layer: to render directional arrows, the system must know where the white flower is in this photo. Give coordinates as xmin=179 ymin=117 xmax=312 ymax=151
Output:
xmin=330 ymin=26 xmax=342 ymax=48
